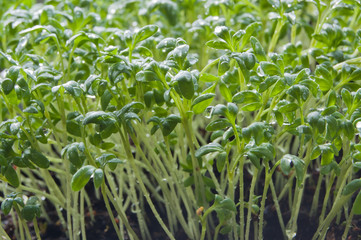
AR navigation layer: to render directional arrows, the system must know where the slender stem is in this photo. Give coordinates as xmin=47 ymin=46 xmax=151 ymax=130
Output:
xmin=199 ymin=58 xmax=220 ymax=76
xmin=0 ymin=223 xmax=11 ymax=240
xmin=259 ymin=161 xmax=280 ymax=240
xmin=245 ymin=167 xmax=258 ymax=240
xmin=101 ymin=184 xmax=123 ymax=240
xmin=312 ymin=194 xmax=352 ymax=240
xmin=258 ymin=163 xmax=271 ymax=240
xmin=342 ymin=209 xmax=354 ymax=240
xmin=199 ymin=207 xmax=214 ymax=240
xmin=232 ymin=124 xmax=244 ymax=240
xmin=213 ymin=224 xmax=222 ymax=240
xmin=72 ymin=191 xmax=79 ymax=240
xmin=80 ymin=190 xmax=86 ymax=240
xmin=334 ymin=56 xmax=361 ymax=70
xmin=183 ymin=116 xmax=206 ymax=205
xmin=14 ymin=205 xmax=32 ymax=240
xmin=270 ymin=180 xmax=286 ymax=239
xmin=105 ymin=185 xmax=139 ymax=240
xmin=268 ymin=18 xmax=285 ymax=53
xmin=310 ymin=172 xmax=323 ymax=217
xmin=33 ymin=218 xmax=42 ymax=240
xmin=117 ymin=124 xmax=175 ymax=240
xmin=310 ymin=0 xmax=342 ymax=48
xmin=319 ymin=174 xmax=336 ymax=222
xmin=287 ymin=140 xmax=312 ymax=236
xmin=20 ymin=185 xmax=63 ymax=207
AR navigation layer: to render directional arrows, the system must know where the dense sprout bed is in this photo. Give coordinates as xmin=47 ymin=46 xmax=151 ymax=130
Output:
xmin=1 ymin=0 xmax=361 ymax=239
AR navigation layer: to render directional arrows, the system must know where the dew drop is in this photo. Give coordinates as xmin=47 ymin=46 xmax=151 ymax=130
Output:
xmin=356 ymin=121 xmax=361 ymax=132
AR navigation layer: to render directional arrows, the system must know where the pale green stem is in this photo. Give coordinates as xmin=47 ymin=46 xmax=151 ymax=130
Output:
xmin=33 ymin=218 xmax=41 ymax=240
xmin=80 ymin=190 xmax=86 ymax=240
xmin=259 ymin=161 xmax=280 ymax=240
xmin=310 ymin=172 xmax=323 ymax=217
xmin=117 ymin=124 xmax=175 ymax=240
xmin=268 ymin=18 xmax=285 ymax=53
xmin=342 ymin=209 xmax=354 ymax=240
xmin=270 ymin=180 xmax=286 ymax=239
xmin=101 ymin=184 xmax=123 ymax=240
xmin=105 ymin=185 xmax=139 ymax=240
xmin=313 ymin=194 xmax=352 ymax=240
xmin=245 ymin=167 xmax=258 ymax=240
xmin=319 ymin=174 xmax=336 ymax=222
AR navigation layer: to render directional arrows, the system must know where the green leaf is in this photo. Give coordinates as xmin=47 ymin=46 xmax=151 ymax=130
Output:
xmin=227 ymin=102 xmax=238 ymax=118
xmin=62 ymin=81 xmax=83 ymax=98
xmin=241 ymin=53 xmax=256 ymax=70
xmin=352 ymin=191 xmax=361 ymax=215
xmin=1 ymin=78 xmax=15 ymax=95
xmin=277 ymin=101 xmax=299 ymax=113
xmin=342 ymin=179 xmax=361 ymax=195
xmin=212 ymin=104 xmax=228 ymax=116
xmin=174 ymin=71 xmax=194 ymax=99
xmin=21 ymin=204 xmax=41 ymax=221
xmin=260 ymin=62 xmax=282 ymax=76
xmin=274 ymin=110 xmax=284 ymax=126
xmin=83 ymin=111 xmax=111 ymax=125
xmin=67 ymin=145 xmax=83 ymax=168
xmin=220 ymin=225 xmax=233 ymax=235
xmin=215 ymin=198 xmax=237 ymax=212
xmin=320 ymin=161 xmax=340 ymax=176
xmin=270 ymin=78 xmax=286 ymax=97
xmin=136 ymin=70 xmax=160 ymax=82
xmin=157 ymin=38 xmax=176 ymax=49
xmin=218 ymin=55 xmax=231 ymax=75
xmin=21 ymin=197 xmax=40 ymax=221
xmin=287 ymin=84 xmax=309 ymax=103
xmin=249 ymin=143 xmax=275 ymax=161
xmin=327 ymin=90 xmax=337 ymax=107
xmin=242 ymin=122 xmax=265 ymax=145
xmin=206 ymin=119 xmax=232 ymax=132
xmin=168 ymin=45 xmax=189 ymax=66
xmin=354 ymin=152 xmax=361 ymax=161
xmin=240 ymin=22 xmax=261 ymax=49
xmin=93 ymin=169 xmax=104 ymax=189
xmin=280 ymin=154 xmax=305 ymax=186
xmin=195 ymin=143 xmax=225 ymax=158
xmin=321 ymin=106 xmax=337 ymax=116
xmin=4 ymin=166 xmax=19 ymax=188
xmin=321 ymin=149 xmax=334 ymax=166
xmin=192 ymin=93 xmax=215 ymax=114
xmin=343 ymin=120 xmax=355 ymax=140
xmin=206 ymin=40 xmax=231 ymax=50
xmin=133 ymin=25 xmax=158 ymax=46
xmin=315 ymin=69 xmax=333 ymax=91
xmin=232 ymin=90 xmax=262 ymax=111
xmin=219 ymin=81 xmax=232 ymax=102
xmin=199 ymin=73 xmax=219 ymax=82
xmin=71 ymin=165 xmax=96 ymax=191
xmin=216 ymin=152 xmax=227 ymax=172
xmin=25 ymin=149 xmax=50 ymax=169
xmin=341 ymin=88 xmax=352 ymax=110
xmin=214 ymin=26 xmax=231 ymax=44
xmin=259 ymin=76 xmax=279 ymax=93
xmin=348 ymin=68 xmax=361 ymax=82
xmin=311 ymin=146 xmax=321 ymax=159
xmin=247 ymin=152 xmax=261 ymax=169
xmin=250 ymin=36 xmax=267 ymax=62
xmin=161 ymin=114 xmax=181 ymax=136
xmin=1 ymin=199 xmax=13 ymax=215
